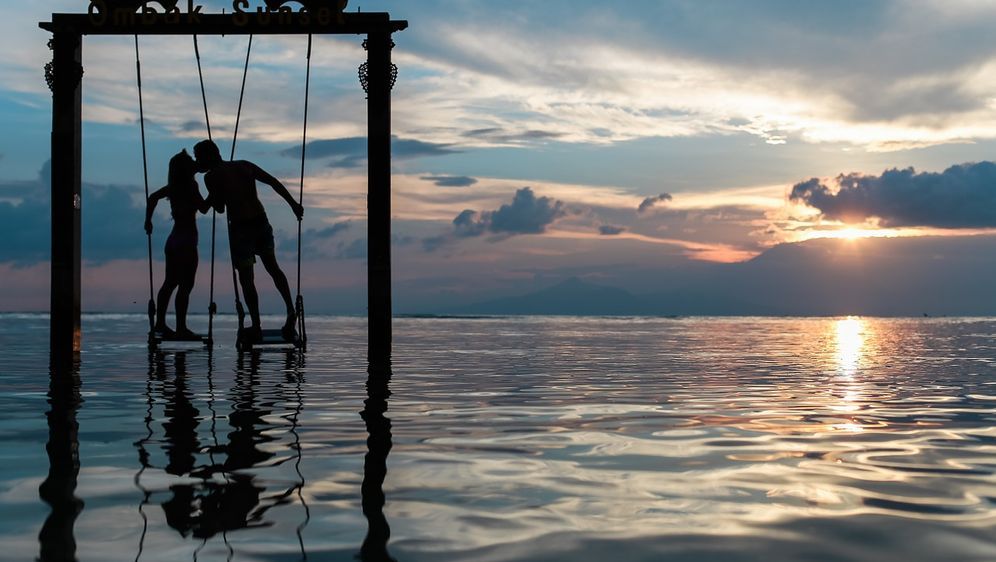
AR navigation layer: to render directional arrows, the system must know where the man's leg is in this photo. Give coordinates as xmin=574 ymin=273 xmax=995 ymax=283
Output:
xmin=260 ymin=253 xmax=296 ymax=331
xmin=237 ymin=263 xmax=261 ymax=331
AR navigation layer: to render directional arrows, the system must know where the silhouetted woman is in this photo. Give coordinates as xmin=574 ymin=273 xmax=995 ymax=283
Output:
xmin=145 ymin=150 xmax=210 ymax=338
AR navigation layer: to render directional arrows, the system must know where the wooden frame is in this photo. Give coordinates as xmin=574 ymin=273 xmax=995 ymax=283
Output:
xmin=40 ymin=6 xmax=407 ymax=361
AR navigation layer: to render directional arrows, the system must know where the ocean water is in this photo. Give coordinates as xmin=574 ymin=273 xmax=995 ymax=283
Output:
xmin=1 ymin=314 xmax=995 ymax=561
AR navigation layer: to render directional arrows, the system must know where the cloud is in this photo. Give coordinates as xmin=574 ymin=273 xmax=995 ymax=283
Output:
xmin=462 ymin=187 xmax=566 ymax=237
xmin=178 ymin=120 xmax=205 ymax=133
xmin=280 ymin=220 xmax=351 ymax=252
xmin=0 ymin=162 xmax=153 ymax=265
xmin=425 ymin=187 xmax=567 ymax=250
xmin=420 ymin=175 xmax=478 ymax=187
xmin=421 ymin=235 xmax=448 ymax=253
xmin=638 ymin=193 xmax=673 ymax=213
xmin=393 ymin=138 xmax=460 ymax=158
xmin=453 ymin=209 xmax=488 ymax=237
xmin=789 ymin=161 xmax=996 ymax=228
xmin=313 ymin=221 xmax=351 ymax=239
xmin=462 ymin=128 xmax=564 ymax=144
xmin=337 ymin=238 xmax=366 ymax=260
xmin=598 ymin=225 xmax=626 ymax=236
xmin=281 ymin=136 xmax=459 ymax=167
xmin=0 ymin=186 xmax=49 ymax=265
xmin=340 ymin=233 xmax=417 ymax=259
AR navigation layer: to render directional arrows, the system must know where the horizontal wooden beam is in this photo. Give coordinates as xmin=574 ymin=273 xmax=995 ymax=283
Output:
xmin=40 ymin=12 xmax=407 ymax=36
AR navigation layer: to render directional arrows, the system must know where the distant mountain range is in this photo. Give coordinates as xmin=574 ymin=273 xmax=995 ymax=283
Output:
xmin=438 ymin=236 xmax=996 ymax=316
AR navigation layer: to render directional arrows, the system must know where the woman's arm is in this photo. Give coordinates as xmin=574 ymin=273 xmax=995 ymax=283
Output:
xmin=145 ymin=185 xmax=169 ymax=234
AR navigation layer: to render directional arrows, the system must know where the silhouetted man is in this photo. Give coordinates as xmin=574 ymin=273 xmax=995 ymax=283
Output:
xmin=194 ymin=140 xmax=303 ymax=340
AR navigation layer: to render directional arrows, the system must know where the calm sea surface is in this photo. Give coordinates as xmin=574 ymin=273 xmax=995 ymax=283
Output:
xmin=1 ymin=314 xmax=995 ymax=561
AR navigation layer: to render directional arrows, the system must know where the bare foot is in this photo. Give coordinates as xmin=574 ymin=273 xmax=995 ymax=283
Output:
xmin=176 ymin=328 xmax=198 ymax=339
xmin=242 ymin=325 xmax=262 ymax=343
xmin=282 ymin=311 xmax=298 ymax=341
xmin=155 ymin=325 xmax=175 ymax=338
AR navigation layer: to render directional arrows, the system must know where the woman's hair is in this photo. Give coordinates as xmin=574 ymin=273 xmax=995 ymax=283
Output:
xmin=167 ymin=149 xmax=196 ymax=189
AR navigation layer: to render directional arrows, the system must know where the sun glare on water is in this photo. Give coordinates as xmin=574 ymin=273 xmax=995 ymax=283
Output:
xmin=835 ymin=316 xmax=864 ymax=377
xmin=829 ymin=316 xmax=868 ymax=431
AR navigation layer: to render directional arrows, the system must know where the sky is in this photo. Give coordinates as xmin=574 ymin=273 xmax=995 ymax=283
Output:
xmin=4 ymin=0 xmax=996 ymax=314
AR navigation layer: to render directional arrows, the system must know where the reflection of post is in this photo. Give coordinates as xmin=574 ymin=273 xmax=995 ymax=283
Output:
xmin=366 ymin=31 xmax=393 ymax=361
xmin=38 ymin=358 xmax=84 ymax=561
xmin=284 ymin=350 xmax=311 ymax=558
xmin=48 ymin=32 xmax=83 ymax=357
xmin=360 ymin=361 xmax=395 ymax=562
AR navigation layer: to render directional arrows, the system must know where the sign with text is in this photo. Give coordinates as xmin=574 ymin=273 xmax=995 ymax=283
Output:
xmin=86 ymin=0 xmax=350 ymax=26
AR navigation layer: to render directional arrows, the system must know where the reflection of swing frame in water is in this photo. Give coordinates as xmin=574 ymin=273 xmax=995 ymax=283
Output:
xmin=361 ymin=361 xmax=396 ymax=562
xmin=38 ymin=350 xmax=394 ymax=559
xmin=37 ymin=358 xmax=84 ymax=562
xmin=133 ymin=350 xmax=310 ymax=558
xmin=41 ymin=5 xmax=406 ymax=359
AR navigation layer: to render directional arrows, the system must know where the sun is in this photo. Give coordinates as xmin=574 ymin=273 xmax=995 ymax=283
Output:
xmin=797 ymin=227 xmax=898 ymax=242
xmin=836 ymin=228 xmax=867 ymax=241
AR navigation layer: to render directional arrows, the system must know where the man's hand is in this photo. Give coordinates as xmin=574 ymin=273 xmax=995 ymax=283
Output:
xmin=292 ymin=201 xmax=304 ymax=221
xmin=144 ymin=219 xmax=153 ymax=235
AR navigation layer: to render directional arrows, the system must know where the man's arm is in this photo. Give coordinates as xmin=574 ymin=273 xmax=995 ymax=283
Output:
xmin=194 ymin=181 xmax=211 ymax=214
xmin=250 ymin=162 xmax=304 ymax=220
xmin=145 ymin=185 xmax=169 ymax=234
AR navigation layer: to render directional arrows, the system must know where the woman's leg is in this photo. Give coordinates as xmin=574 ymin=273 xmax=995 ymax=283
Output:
xmin=156 ymin=272 xmax=179 ymax=332
xmin=156 ymin=234 xmax=183 ymax=332
xmin=174 ymin=253 xmax=198 ymax=335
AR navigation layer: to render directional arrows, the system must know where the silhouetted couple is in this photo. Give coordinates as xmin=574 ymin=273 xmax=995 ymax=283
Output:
xmin=145 ymin=140 xmax=303 ymax=341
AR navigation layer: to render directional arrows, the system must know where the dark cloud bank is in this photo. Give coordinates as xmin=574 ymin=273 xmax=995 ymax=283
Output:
xmin=790 ymin=161 xmax=996 ymax=228
xmin=0 ymin=163 xmax=151 ymax=265
xmin=280 ymin=136 xmax=458 ymax=168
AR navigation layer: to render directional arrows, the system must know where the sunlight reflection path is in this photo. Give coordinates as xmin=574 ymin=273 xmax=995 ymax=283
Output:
xmin=831 ymin=316 xmax=868 ymax=431
xmin=835 ymin=316 xmax=864 ymax=378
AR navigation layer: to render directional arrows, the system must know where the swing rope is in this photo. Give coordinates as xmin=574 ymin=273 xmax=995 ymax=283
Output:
xmin=230 ymin=35 xmax=253 ymax=161
xmin=227 ymin=34 xmax=253 ymax=336
xmin=194 ymin=35 xmax=225 ymax=345
xmin=135 ymin=36 xmax=155 ymax=333
xmin=193 ymin=35 xmax=212 ymax=144
xmin=195 ymin=35 xmax=255 ymax=342
xmin=296 ymin=34 xmax=312 ymax=347
xmin=191 ymin=34 xmax=308 ymax=348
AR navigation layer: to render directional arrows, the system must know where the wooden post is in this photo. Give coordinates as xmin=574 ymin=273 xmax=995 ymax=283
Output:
xmin=366 ymin=32 xmax=393 ymax=361
xmin=48 ymin=32 xmax=83 ymax=358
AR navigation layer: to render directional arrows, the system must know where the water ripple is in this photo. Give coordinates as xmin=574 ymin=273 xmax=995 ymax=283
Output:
xmin=1 ymin=314 xmax=995 ymax=561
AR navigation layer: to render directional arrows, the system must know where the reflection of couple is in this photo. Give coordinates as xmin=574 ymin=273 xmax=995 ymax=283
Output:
xmin=137 ymin=350 xmax=303 ymax=543
xmin=145 ymin=140 xmax=304 ymax=341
